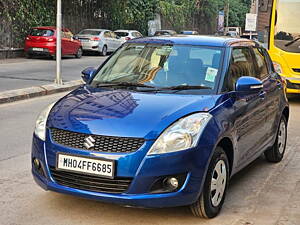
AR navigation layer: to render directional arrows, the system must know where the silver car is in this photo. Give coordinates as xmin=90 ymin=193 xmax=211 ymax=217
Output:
xmin=75 ymin=29 xmax=123 ymax=56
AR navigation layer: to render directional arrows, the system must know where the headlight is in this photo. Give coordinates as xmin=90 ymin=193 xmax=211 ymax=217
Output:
xmin=273 ymin=62 xmax=283 ymax=74
xmin=34 ymin=102 xmax=55 ymax=141
xmin=147 ymin=113 xmax=212 ymax=155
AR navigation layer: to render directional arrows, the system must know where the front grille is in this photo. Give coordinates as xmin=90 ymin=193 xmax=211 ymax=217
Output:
xmin=286 ymin=80 xmax=300 ymax=90
xmin=50 ymin=167 xmax=132 ymax=194
xmin=50 ymin=128 xmax=145 ymax=153
xmin=292 ymin=68 xmax=300 ymax=73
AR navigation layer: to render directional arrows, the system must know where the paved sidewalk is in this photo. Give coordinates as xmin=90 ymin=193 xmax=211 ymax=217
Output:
xmin=0 ymin=55 xmax=106 ymax=104
xmin=0 ymin=79 xmax=83 ymax=104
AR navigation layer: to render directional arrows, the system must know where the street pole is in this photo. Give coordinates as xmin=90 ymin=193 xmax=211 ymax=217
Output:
xmin=55 ymin=0 xmax=63 ymax=85
xmin=226 ymin=0 xmax=229 ymax=28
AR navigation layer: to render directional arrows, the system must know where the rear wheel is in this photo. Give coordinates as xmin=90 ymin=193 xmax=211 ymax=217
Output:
xmin=75 ymin=47 xmax=83 ymax=58
xmin=100 ymin=45 xmax=107 ymax=56
xmin=190 ymin=147 xmax=229 ymax=218
xmin=264 ymin=116 xmax=287 ymax=163
xmin=25 ymin=52 xmax=32 ymax=59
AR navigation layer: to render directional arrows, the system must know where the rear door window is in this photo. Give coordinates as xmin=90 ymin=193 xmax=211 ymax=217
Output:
xmin=104 ymin=31 xmax=111 ymax=38
xmin=30 ymin=29 xmax=54 ymax=37
xmin=115 ymin=32 xmax=129 ymax=37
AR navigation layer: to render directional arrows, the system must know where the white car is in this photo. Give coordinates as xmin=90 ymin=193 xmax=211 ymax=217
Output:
xmin=114 ymin=30 xmax=143 ymax=43
xmin=75 ymin=29 xmax=123 ymax=56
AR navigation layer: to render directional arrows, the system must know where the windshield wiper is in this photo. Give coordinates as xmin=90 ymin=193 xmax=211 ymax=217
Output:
xmin=285 ymin=37 xmax=300 ymax=47
xmin=96 ymin=82 xmax=156 ymax=89
xmin=162 ymin=85 xmax=212 ymax=90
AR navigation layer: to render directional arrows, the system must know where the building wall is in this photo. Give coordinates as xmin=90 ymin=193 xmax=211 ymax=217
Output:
xmin=257 ymin=0 xmax=273 ymax=32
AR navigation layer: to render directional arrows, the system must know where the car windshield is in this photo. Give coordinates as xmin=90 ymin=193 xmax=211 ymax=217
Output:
xmin=91 ymin=43 xmax=223 ymax=93
xmin=115 ymin=32 xmax=129 ymax=37
xmin=30 ymin=29 xmax=54 ymax=36
xmin=274 ymin=0 xmax=300 ymax=53
xmin=79 ymin=30 xmax=102 ymax=35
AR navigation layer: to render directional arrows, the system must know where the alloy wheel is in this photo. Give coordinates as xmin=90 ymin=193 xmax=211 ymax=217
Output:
xmin=210 ymin=160 xmax=227 ymax=207
xmin=278 ymin=120 xmax=287 ymax=154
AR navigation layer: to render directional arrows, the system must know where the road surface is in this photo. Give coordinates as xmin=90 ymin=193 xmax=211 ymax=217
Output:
xmin=0 ymin=94 xmax=299 ymax=225
xmin=0 ymin=55 xmax=107 ymax=92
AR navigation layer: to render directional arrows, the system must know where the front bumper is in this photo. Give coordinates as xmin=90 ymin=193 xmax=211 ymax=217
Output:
xmin=31 ymin=132 xmax=213 ymax=208
xmin=281 ymin=76 xmax=300 ymax=93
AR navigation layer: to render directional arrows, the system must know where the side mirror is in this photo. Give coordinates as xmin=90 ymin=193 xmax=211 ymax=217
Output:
xmin=81 ymin=67 xmax=96 ymax=83
xmin=236 ymin=76 xmax=263 ymax=93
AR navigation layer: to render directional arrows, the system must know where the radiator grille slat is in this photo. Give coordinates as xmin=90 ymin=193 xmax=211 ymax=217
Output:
xmin=50 ymin=128 xmax=145 ymax=153
xmin=50 ymin=167 xmax=132 ymax=194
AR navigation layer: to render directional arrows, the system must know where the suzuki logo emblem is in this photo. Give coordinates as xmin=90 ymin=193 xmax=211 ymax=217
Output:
xmin=84 ymin=136 xmax=95 ymax=149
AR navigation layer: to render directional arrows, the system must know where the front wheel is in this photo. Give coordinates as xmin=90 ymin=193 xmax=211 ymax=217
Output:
xmin=75 ymin=47 xmax=83 ymax=58
xmin=264 ymin=116 xmax=287 ymax=163
xmin=100 ymin=45 xmax=107 ymax=56
xmin=190 ymin=146 xmax=229 ymax=218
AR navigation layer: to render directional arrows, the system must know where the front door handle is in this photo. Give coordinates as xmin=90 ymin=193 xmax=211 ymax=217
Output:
xmin=259 ymin=91 xmax=266 ymax=99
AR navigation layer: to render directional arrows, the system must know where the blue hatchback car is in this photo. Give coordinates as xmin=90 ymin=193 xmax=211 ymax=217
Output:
xmin=32 ymin=36 xmax=289 ymax=218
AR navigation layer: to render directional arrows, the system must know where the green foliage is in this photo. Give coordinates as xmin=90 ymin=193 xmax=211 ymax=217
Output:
xmin=0 ymin=0 xmax=251 ymax=48
xmin=0 ymin=0 xmax=55 ymax=46
xmin=228 ymin=0 xmax=252 ymax=27
xmin=107 ymin=0 xmax=158 ymax=34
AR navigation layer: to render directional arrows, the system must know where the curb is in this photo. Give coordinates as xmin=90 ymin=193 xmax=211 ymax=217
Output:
xmin=0 ymin=80 xmax=83 ymax=104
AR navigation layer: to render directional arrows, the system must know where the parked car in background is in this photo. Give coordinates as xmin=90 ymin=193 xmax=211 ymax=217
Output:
xmin=180 ymin=30 xmax=199 ymax=35
xmin=114 ymin=30 xmax=143 ymax=43
xmin=153 ymin=30 xmax=177 ymax=36
xmin=24 ymin=26 xmax=82 ymax=59
xmin=32 ymin=35 xmax=289 ymax=218
xmin=74 ymin=29 xmax=122 ymax=56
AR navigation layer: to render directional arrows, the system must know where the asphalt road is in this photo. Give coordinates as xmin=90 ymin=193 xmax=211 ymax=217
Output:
xmin=0 ymin=55 xmax=107 ymax=92
xmin=0 ymin=94 xmax=300 ymax=225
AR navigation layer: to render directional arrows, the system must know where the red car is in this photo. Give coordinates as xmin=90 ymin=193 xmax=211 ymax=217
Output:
xmin=24 ymin=26 xmax=82 ymax=59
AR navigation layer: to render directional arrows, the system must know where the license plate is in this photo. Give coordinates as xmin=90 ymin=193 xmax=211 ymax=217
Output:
xmin=32 ymin=48 xmax=44 ymax=51
xmin=80 ymin=39 xmax=89 ymax=42
xmin=56 ymin=153 xmax=115 ymax=178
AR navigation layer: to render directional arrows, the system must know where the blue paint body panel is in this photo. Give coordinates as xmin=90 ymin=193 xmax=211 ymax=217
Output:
xmin=31 ymin=36 xmax=289 ymax=208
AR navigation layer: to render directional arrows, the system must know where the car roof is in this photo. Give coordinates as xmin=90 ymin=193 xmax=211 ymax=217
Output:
xmin=115 ymin=30 xmax=138 ymax=32
xmin=80 ymin=29 xmax=108 ymax=32
xmin=127 ymin=35 xmax=258 ymax=47
xmin=32 ymin=26 xmax=57 ymax=30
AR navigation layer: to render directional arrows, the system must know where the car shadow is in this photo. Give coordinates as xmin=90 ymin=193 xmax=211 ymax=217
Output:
xmin=36 ymin=154 xmax=281 ymax=224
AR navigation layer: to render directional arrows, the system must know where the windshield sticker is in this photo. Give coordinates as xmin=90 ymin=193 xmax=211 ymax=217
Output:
xmin=205 ymin=67 xmax=218 ymax=82
xmin=164 ymin=61 xmax=169 ymax=72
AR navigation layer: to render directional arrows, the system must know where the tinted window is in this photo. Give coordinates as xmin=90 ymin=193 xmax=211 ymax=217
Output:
xmin=79 ymin=30 xmax=101 ymax=35
xmin=115 ymin=32 xmax=129 ymax=37
xmin=30 ymin=29 xmax=54 ymax=37
xmin=225 ymin=48 xmax=257 ymax=91
xmin=253 ymin=48 xmax=269 ymax=79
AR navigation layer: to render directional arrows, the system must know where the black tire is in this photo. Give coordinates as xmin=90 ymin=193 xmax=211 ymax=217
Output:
xmin=75 ymin=47 xmax=83 ymax=58
xmin=264 ymin=115 xmax=287 ymax=163
xmin=190 ymin=146 xmax=229 ymax=218
xmin=52 ymin=55 xmax=56 ymax=60
xmin=25 ymin=52 xmax=32 ymax=59
xmin=100 ymin=45 xmax=107 ymax=56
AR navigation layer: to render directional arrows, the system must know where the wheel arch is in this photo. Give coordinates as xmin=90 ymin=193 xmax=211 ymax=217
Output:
xmin=282 ymin=106 xmax=289 ymax=122
xmin=217 ymin=137 xmax=234 ymax=176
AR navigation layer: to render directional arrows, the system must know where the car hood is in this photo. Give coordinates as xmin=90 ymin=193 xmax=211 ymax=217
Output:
xmin=47 ymin=86 xmax=220 ymax=140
